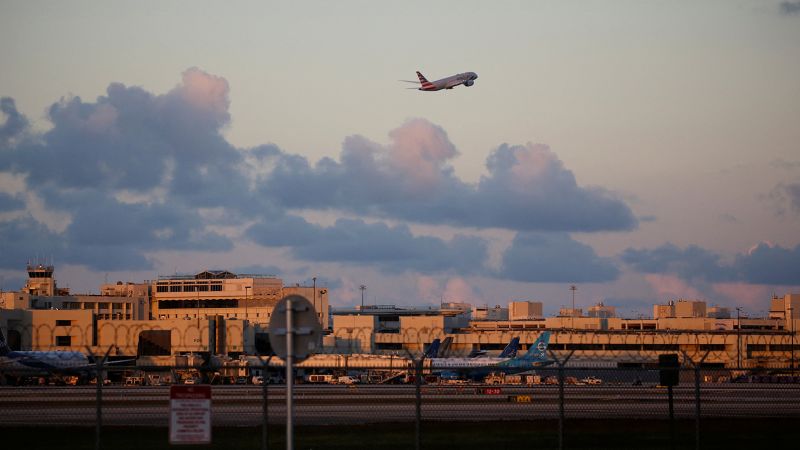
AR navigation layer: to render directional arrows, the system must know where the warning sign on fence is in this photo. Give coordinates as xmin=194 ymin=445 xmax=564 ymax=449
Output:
xmin=169 ymin=385 xmax=212 ymax=445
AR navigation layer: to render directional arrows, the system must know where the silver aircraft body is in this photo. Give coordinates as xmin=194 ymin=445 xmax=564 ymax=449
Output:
xmin=429 ymin=333 xmax=551 ymax=375
xmin=408 ymin=71 xmax=478 ymax=91
xmin=0 ymin=331 xmax=89 ymax=376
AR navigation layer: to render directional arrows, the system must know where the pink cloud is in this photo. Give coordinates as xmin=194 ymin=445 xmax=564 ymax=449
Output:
xmin=415 ymin=275 xmax=440 ymax=304
xmin=387 ymin=119 xmax=457 ymax=190
xmin=644 ymin=274 xmax=704 ymax=300
xmin=712 ymin=283 xmax=772 ymax=310
xmin=177 ymin=67 xmax=230 ymax=123
xmin=443 ymin=277 xmax=482 ymax=305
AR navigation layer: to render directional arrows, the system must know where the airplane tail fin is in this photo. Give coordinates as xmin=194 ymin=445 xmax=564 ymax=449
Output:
xmin=424 ymin=338 xmax=441 ymax=359
xmin=498 ymin=337 xmax=520 ymax=359
xmin=416 ymin=71 xmax=434 ymax=89
xmin=520 ymin=332 xmax=550 ymax=362
xmin=0 ymin=329 xmax=10 ymax=356
xmin=439 ymin=336 xmax=453 ymax=358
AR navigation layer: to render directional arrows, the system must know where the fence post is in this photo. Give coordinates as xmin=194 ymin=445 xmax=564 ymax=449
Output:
xmin=260 ymin=354 xmax=274 ymax=450
xmin=87 ymin=345 xmax=113 ymax=450
xmin=548 ymin=349 xmax=574 ymax=450
xmin=415 ymin=357 xmax=423 ymax=450
xmin=681 ymin=350 xmax=709 ymax=450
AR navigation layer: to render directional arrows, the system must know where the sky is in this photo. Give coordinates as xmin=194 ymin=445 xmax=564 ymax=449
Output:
xmin=1 ymin=1 xmax=799 ymax=316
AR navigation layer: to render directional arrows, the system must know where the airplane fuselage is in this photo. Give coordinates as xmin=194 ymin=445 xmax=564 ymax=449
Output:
xmin=0 ymin=350 xmax=89 ymax=376
xmin=418 ymin=72 xmax=478 ymax=91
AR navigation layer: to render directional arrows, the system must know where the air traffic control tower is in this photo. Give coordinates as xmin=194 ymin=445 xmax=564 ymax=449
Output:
xmin=24 ymin=263 xmax=56 ymax=296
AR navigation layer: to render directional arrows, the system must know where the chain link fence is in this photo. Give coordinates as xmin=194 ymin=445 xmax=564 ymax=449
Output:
xmin=2 ymin=356 xmax=800 ymax=449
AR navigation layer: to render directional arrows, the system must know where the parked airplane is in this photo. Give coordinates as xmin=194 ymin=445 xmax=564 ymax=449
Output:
xmin=431 ymin=332 xmax=551 ymax=379
xmin=0 ymin=330 xmax=132 ymax=383
xmin=0 ymin=330 xmax=89 ymax=376
xmin=423 ymin=338 xmax=442 ymax=359
xmin=497 ymin=337 xmax=521 ymax=359
xmin=438 ymin=336 xmax=453 ymax=357
xmin=401 ymin=71 xmax=478 ymax=91
xmin=468 ymin=336 xmax=520 ymax=359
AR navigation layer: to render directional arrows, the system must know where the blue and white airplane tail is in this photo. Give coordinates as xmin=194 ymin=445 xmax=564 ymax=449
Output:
xmin=423 ymin=339 xmax=441 ymax=359
xmin=519 ymin=331 xmax=551 ymax=362
xmin=0 ymin=329 xmax=10 ymax=356
xmin=498 ymin=337 xmax=520 ymax=359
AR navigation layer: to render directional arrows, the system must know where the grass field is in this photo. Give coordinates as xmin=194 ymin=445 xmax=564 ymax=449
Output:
xmin=4 ymin=419 xmax=799 ymax=449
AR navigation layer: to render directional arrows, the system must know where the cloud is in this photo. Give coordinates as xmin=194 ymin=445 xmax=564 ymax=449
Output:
xmin=769 ymin=182 xmax=800 ymax=216
xmin=498 ymin=232 xmax=620 ymax=283
xmin=0 ymin=68 xmax=634 ymax=278
xmin=0 ymin=216 xmax=67 ymax=270
xmin=246 ymin=215 xmax=489 ymax=274
xmin=644 ymin=274 xmax=704 ymax=300
xmin=780 ymin=1 xmax=800 ymax=15
xmin=621 ymin=243 xmax=736 ymax=282
xmin=622 ymin=242 xmax=800 ymax=285
xmin=261 ymin=124 xmax=637 ymax=232
xmin=7 ymin=68 xmax=246 ymax=204
xmin=711 ymin=283 xmax=771 ymax=310
xmin=733 ymin=242 xmax=800 ymax=285
xmin=0 ymin=192 xmax=24 ymax=212
xmin=442 ymin=277 xmax=483 ymax=305
xmin=770 ymin=158 xmax=800 ymax=170
xmin=0 ymin=69 xmax=244 ymax=270
xmin=0 ymin=97 xmax=28 ymax=148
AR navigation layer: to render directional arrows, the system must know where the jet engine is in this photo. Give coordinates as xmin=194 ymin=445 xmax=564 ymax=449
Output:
xmin=465 ymin=80 xmax=474 ymax=87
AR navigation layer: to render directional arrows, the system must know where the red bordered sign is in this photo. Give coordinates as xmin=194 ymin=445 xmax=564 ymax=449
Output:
xmin=169 ymin=385 xmax=212 ymax=445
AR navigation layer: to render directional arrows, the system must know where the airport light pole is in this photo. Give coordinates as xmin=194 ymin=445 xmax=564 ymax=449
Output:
xmin=569 ymin=285 xmax=577 ymax=330
xmin=736 ymin=307 xmax=742 ymax=369
xmin=197 ymin=289 xmax=201 ymax=329
xmin=245 ymin=286 xmax=251 ymax=320
xmin=789 ymin=306 xmax=795 ymax=374
xmin=360 ymin=285 xmax=366 ymax=310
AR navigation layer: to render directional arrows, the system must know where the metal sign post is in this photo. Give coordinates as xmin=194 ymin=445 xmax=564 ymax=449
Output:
xmin=268 ymin=295 xmax=321 ymax=450
xmin=286 ymin=297 xmax=294 ymax=450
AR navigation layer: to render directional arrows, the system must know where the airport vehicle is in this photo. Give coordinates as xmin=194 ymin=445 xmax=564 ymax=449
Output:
xmin=582 ymin=376 xmax=602 ymax=385
xmin=431 ymin=332 xmax=552 ymax=380
xmin=484 ymin=373 xmax=538 ymax=385
xmin=307 ymin=374 xmax=334 ymax=383
xmin=335 ymin=375 xmax=360 ymax=385
xmin=401 ymin=71 xmax=479 ymax=91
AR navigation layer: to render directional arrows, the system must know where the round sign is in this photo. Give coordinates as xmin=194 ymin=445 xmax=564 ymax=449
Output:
xmin=267 ymin=295 xmax=322 ymax=362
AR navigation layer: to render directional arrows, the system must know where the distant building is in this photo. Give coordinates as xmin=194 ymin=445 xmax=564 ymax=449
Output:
xmin=558 ymin=307 xmax=582 ymax=318
xmin=2 ymin=261 xmax=799 ymax=369
xmin=473 ymin=304 xmax=508 ymax=321
xmin=587 ymin=302 xmax=616 ymax=318
xmin=675 ymin=299 xmax=706 ymax=318
xmin=508 ymin=301 xmax=543 ymax=320
xmin=654 ymin=299 xmax=707 ymax=319
xmin=707 ymin=305 xmax=731 ymax=319
xmin=151 ymin=270 xmax=328 ymax=329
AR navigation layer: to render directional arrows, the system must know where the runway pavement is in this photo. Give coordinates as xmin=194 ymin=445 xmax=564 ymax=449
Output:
xmin=1 ymin=383 xmax=799 ymax=426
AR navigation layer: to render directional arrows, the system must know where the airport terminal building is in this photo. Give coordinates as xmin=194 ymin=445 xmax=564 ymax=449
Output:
xmin=1 ymin=264 xmax=798 ymax=369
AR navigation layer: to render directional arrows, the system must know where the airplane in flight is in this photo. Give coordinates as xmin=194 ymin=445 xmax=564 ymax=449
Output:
xmin=430 ymin=332 xmax=551 ymax=380
xmin=402 ymin=71 xmax=479 ymax=91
